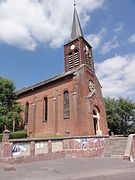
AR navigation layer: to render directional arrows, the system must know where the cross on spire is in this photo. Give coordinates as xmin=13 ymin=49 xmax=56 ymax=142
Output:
xmin=74 ymin=0 xmax=76 ymax=7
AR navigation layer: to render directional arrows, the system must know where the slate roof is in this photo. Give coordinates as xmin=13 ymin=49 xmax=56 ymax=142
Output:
xmin=71 ymin=6 xmax=83 ymax=41
xmin=17 ymin=70 xmax=74 ymax=96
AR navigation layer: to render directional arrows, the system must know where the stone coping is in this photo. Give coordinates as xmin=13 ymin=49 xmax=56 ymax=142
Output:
xmin=9 ymin=135 xmax=109 ymax=143
xmin=124 ymin=134 xmax=135 ymax=161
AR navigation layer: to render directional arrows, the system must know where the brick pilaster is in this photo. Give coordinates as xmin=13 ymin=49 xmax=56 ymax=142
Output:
xmin=2 ymin=130 xmax=12 ymax=158
xmin=30 ymin=141 xmax=35 ymax=157
xmin=48 ymin=140 xmax=52 ymax=153
xmin=2 ymin=129 xmax=10 ymax=143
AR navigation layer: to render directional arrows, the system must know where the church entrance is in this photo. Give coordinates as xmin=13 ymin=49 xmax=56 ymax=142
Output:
xmin=93 ymin=118 xmax=97 ymax=135
xmin=93 ymin=106 xmax=101 ymax=135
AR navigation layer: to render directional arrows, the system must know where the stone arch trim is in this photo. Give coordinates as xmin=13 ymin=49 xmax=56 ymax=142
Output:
xmin=93 ymin=106 xmax=102 ymax=135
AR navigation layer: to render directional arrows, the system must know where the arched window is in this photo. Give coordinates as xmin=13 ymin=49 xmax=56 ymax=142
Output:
xmin=88 ymin=53 xmax=92 ymax=69
xmin=64 ymin=90 xmax=70 ymax=119
xmin=44 ymin=97 xmax=48 ymax=122
xmin=69 ymin=52 xmax=73 ymax=70
xmin=74 ymin=49 xmax=79 ymax=67
xmin=25 ymin=102 xmax=29 ymax=124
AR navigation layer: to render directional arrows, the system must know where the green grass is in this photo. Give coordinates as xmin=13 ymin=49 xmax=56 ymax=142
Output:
xmin=29 ymin=136 xmax=62 ymax=139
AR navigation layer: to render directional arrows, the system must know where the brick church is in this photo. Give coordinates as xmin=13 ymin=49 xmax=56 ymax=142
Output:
xmin=17 ymin=5 xmax=108 ymax=137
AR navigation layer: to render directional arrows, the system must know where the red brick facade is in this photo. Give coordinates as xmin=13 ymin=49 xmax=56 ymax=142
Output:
xmin=17 ymin=8 xmax=108 ymax=137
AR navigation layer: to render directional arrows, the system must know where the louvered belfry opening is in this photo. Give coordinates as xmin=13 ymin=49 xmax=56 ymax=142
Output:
xmin=69 ymin=52 xmax=73 ymax=70
xmin=74 ymin=49 xmax=79 ymax=67
xmin=88 ymin=53 xmax=92 ymax=70
xmin=85 ymin=50 xmax=88 ymax=65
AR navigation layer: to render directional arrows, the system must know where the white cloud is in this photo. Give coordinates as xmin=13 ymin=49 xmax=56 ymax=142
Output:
xmin=128 ymin=34 xmax=135 ymax=44
xmin=101 ymin=40 xmax=119 ymax=54
xmin=95 ymin=54 xmax=135 ymax=99
xmin=99 ymin=22 xmax=124 ymax=54
xmin=113 ymin=22 xmax=124 ymax=34
xmin=0 ymin=0 xmax=105 ymax=50
xmin=86 ymin=28 xmax=107 ymax=49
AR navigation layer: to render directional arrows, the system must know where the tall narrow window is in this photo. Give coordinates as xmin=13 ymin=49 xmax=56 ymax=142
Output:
xmin=69 ymin=52 xmax=73 ymax=70
xmin=25 ymin=102 xmax=29 ymax=124
xmin=64 ymin=91 xmax=70 ymax=119
xmin=74 ymin=49 xmax=79 ymax=67
xmin=44 ymin=97 xmax=48 ymax=121
xmin=85 ymin=50 xmax=88 ymax=65
xmin=88 ymin=53 xmax=92 ymax=70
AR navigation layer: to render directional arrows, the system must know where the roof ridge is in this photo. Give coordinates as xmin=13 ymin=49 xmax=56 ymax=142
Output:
xmin=17 ymin=71 xmax=75 ymax=95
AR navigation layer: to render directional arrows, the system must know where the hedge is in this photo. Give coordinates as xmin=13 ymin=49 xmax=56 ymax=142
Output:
xmin=9 ymin=131 xmax=27 ymax=139
xmin=0 ymin=130 xmax=27 ymax=142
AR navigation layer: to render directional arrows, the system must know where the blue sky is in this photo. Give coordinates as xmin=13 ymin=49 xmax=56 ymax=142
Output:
xmin=0 ymin=0 xmax=135 ymax=100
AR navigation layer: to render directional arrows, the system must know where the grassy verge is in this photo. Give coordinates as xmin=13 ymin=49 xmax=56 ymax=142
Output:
xmin=29 ymin=136 xmax=62 ymax=139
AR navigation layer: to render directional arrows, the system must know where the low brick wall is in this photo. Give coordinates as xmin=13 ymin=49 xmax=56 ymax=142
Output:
xmin=124 ymin=134 xmax=135 ymax=161
xmin=0 ymin=131 xmax=108 ymax=163
xmin=63 ymin=137 xmax=106 ymax=158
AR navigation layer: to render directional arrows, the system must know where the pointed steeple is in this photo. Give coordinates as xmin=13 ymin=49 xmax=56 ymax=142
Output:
xmin=71 ymin=5 xmax=83 ymax=41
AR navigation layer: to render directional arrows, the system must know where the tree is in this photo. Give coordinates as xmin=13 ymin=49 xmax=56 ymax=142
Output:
xmin=104 ymin=97 xmax=135 ymax=135
xmin=0 ymin=77 xmax=23 ymax=133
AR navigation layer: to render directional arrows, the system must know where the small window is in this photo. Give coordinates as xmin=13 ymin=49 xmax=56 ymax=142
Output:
xmin=25 ymin=102 xmax=29 ymax=124
xmin=64 ymin=90 xmax=70 ymax=119
xmin=44 ymin=97 xmax=48 ymax=122
xmin=69 ymin=52 xmax=73 ymax=70
xmin=74 ymin=49 xmax=79 ymax=67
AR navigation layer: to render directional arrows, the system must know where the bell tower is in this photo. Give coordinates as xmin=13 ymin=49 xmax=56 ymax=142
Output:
xmin=64 ymin=4 xmax=95 ymax=73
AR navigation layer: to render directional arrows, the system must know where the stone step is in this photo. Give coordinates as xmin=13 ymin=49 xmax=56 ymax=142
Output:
xmin=105 ymin=144 xmax=127 ymax=147
xmin=108 ymin=142 xmax=127 ymax=144
xmin=103 ymin=154 xmax=124 ymax=158
xmin=105 ymin=147 xmax=127 ymax=150
xmin=104 ymin=147 xmax=126 ymax=151
xmin=104 ymin=150 xmax=125 ymax=153
xmin=102 ymin=137 xmax=128 ymax=158
xmin=104 ymin=147 xmax=127 ymax=152
xmin=104 ymin=151 xmax=125 ymax=154
xmin=105 ymin=143 xmax=127 ymax=146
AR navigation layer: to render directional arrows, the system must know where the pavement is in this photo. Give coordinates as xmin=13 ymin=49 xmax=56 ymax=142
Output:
xmin=0 ymin=157 xmax=135 ymax=180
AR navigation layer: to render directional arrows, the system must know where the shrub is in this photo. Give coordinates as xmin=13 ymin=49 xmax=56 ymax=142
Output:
xmin=9 ymin=130 xmax=27 ymax=139
xmin=0 ymin=131 xmax=27 ymax=142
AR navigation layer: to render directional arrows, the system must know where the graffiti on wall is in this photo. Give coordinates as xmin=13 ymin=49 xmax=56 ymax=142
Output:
xmin=82 ymin=139 xmax=88 ymax=149
xmin=12 ymin=144 xmax=27 ymax=156
xmin=35 ymin=143 xmax=44 ymax=149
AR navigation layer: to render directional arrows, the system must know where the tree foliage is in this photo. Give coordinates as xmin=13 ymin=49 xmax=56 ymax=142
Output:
xmin=104 ymin=97 xmax=135 ymax=135
xmin=0 ymin=77 xmax=23 ymax=133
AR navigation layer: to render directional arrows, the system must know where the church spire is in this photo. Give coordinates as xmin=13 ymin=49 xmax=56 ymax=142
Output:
xmin=71 ymin=4 xmax=83 ymax=41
